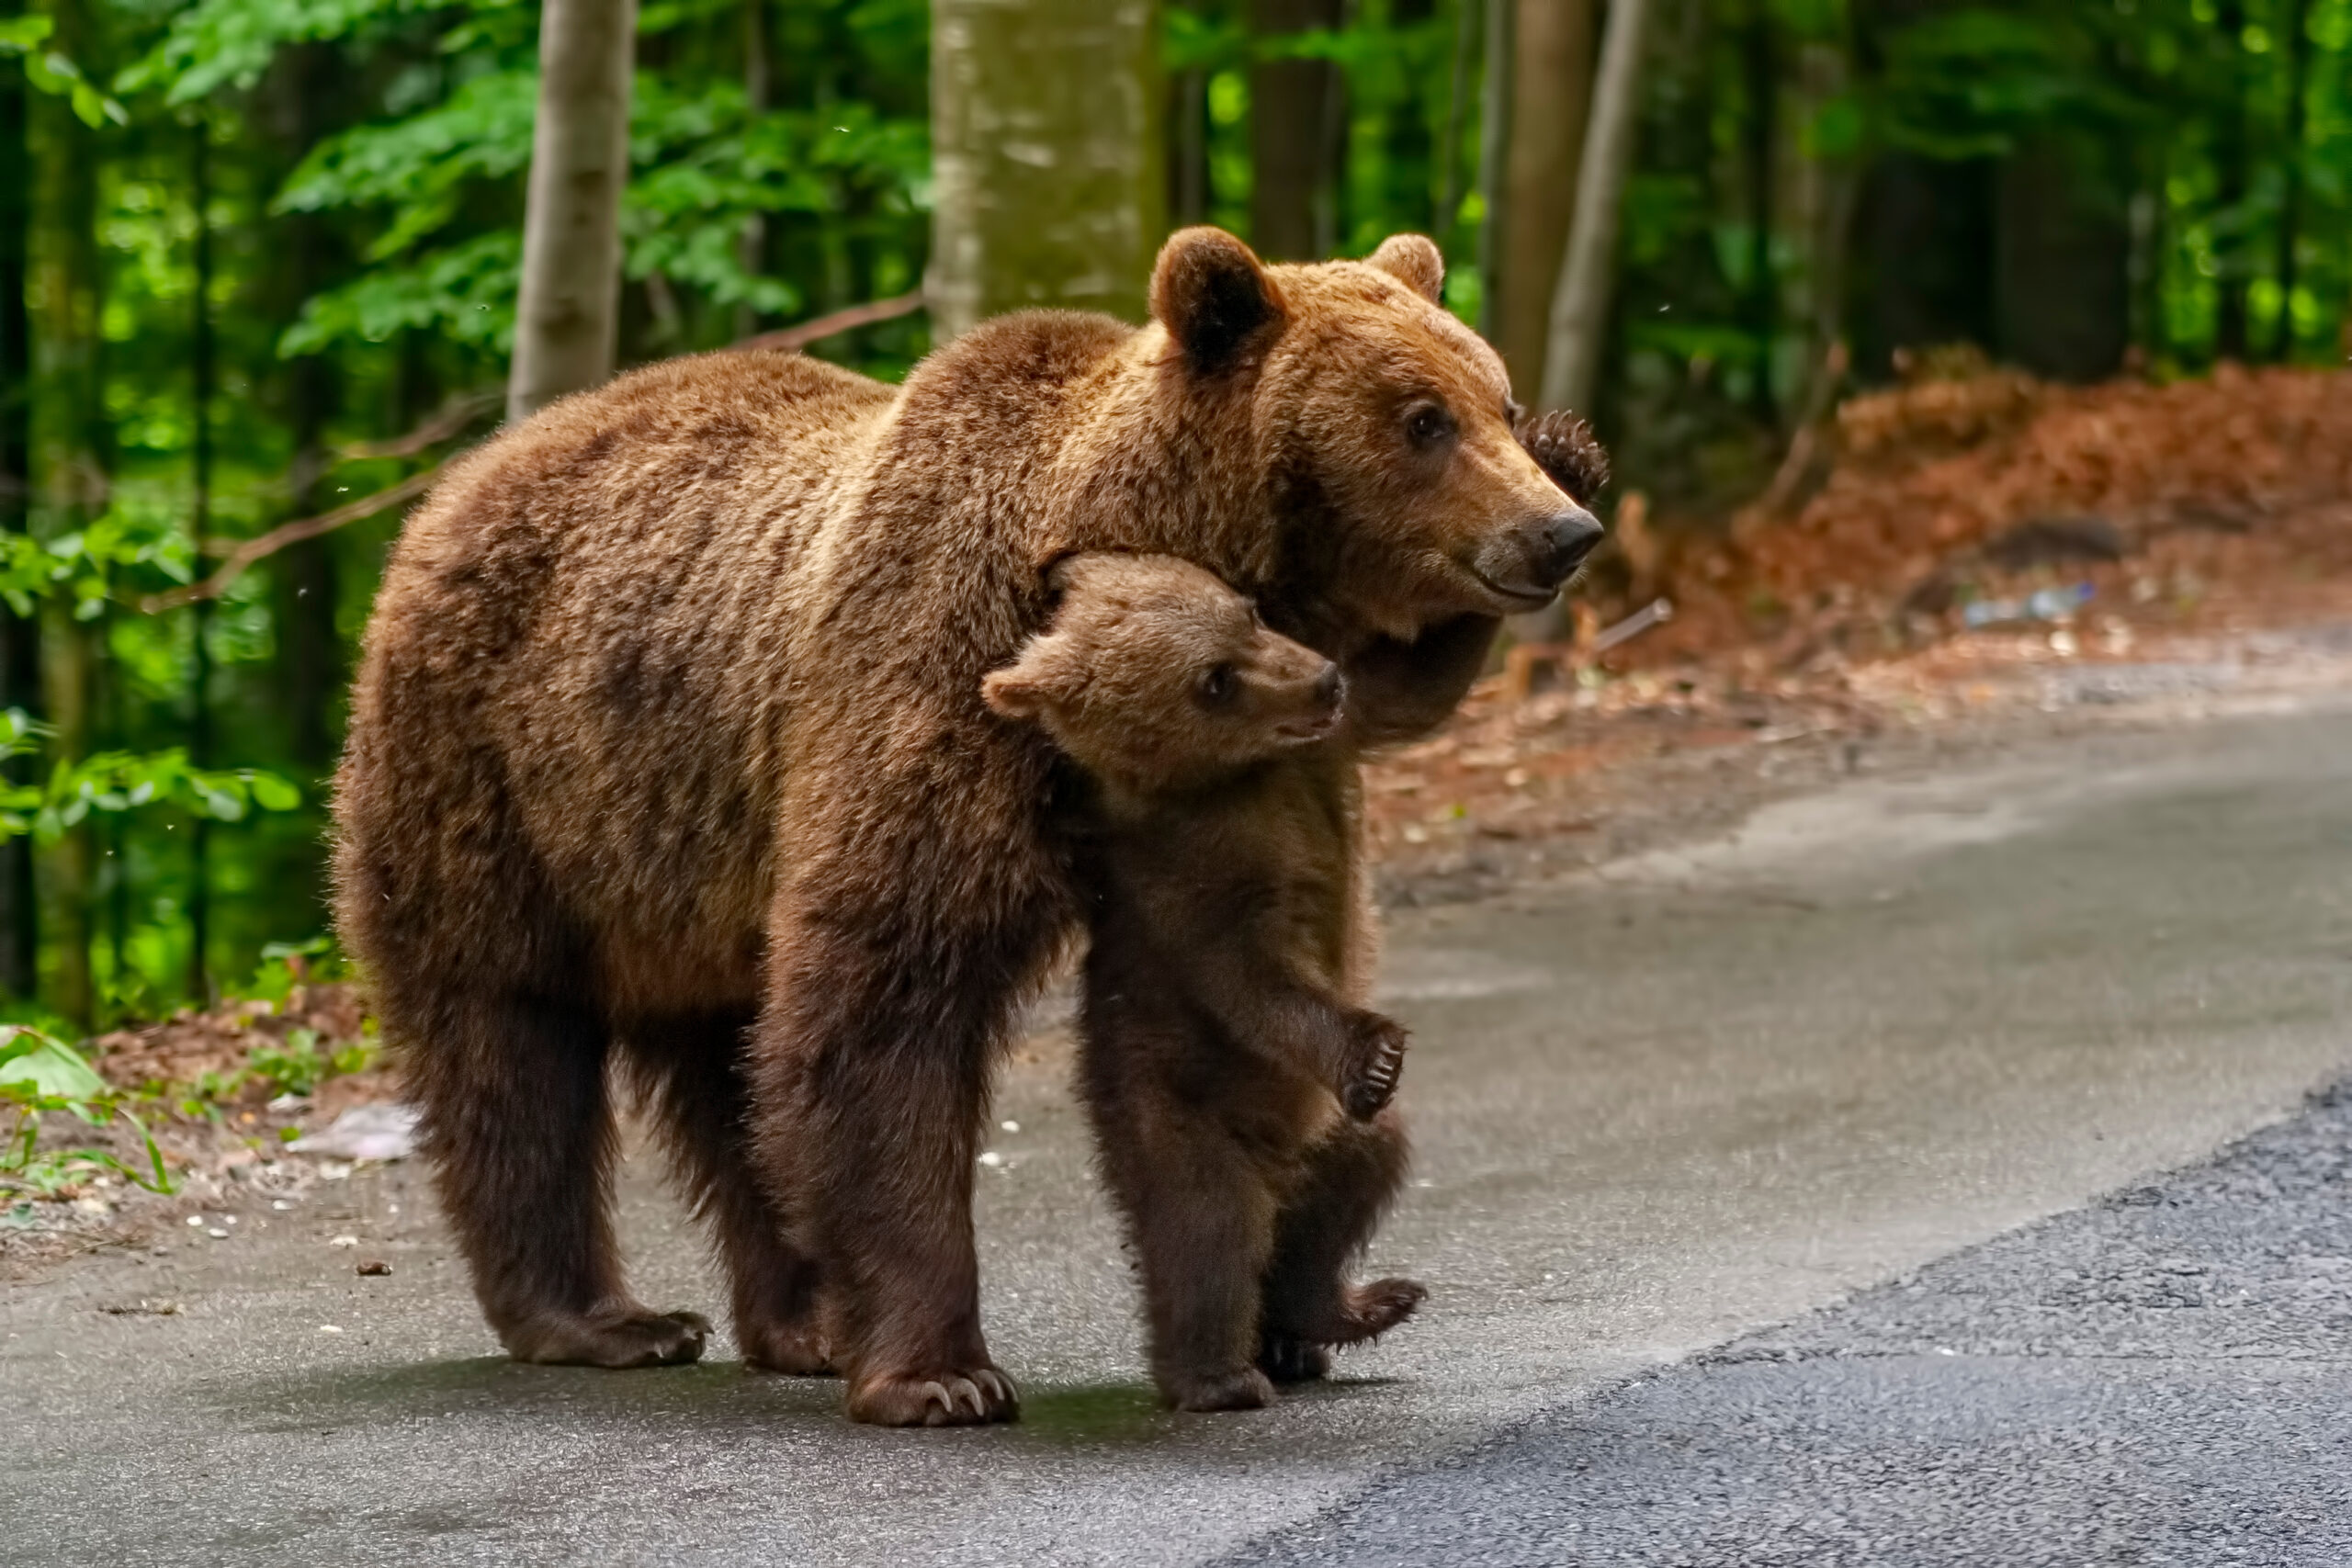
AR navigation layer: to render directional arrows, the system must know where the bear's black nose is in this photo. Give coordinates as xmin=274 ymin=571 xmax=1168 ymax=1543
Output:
xmin=1538 ymin=507 xmax=1606 ymax=586
xmin=1312 ymin=663 xmax=1343 ymax=710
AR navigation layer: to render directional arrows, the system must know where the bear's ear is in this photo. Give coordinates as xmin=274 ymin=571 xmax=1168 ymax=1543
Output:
xmin=1367 ymin=234 xmax=1444 ymax=305
xmin=1150 ymin=227 xmax=1284 ymax=373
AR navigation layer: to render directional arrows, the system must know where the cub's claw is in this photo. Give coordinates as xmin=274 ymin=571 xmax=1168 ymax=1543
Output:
xmin=1342 ymin=1014 xmax=1410 ymax=1120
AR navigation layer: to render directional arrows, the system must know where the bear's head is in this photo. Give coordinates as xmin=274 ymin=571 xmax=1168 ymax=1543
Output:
xmin=981 ymin=553 xmax=1342 ymax=796
xmin=1148 ymin=227 xmax=1603 ymax=643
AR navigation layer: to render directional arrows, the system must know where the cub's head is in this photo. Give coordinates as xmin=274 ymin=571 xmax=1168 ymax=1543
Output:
xmin=1148 ymin=227 xmax=1605 ymax=640
xmin=981 ymin=554 xmax=1341 ymax=795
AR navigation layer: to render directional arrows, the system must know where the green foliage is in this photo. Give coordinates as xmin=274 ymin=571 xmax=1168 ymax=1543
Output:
xmin=3 ymin=14 xmax=129 ymax=128
xmin=0 ymin=1029 xmax=175 ymax=1196
xmin=0 ymin=710 xmax=300 ymax=844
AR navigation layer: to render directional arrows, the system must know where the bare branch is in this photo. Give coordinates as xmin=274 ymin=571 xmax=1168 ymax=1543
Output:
xmin=334 ymin=391 xmax=499 ymax=462
xmin=729 ymin=289 xmax=927 ymax=355
xmin=141 ymin=467 xmax=445 ymax=614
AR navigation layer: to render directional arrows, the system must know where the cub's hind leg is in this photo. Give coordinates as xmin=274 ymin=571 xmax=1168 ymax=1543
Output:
xmin=1258 ymin=1107 xmax=1424 ymax=1382
xmin=628 ymin=1009 xmax=831 ymax=1374
xmin=1081 ymin=1021 xmax=1283 ymax=1412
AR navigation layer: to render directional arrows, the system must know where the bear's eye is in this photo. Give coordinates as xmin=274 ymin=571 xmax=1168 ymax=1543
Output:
xmin=1196 ymin=664 xmax=1238 ymax=706
xmin=1404 ymin=402 xmax=1455 ymax=449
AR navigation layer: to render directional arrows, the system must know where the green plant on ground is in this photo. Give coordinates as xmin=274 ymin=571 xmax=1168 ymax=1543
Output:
xmin=0 ymin=1029 xmax=175 ymax=1198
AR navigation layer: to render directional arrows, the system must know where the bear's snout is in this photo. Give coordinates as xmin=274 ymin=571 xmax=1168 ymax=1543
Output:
xmin=1476 ymin=506 xmax=1607 ymax=601
xmin=1532 ymin=507 xmax=1606 ymax=588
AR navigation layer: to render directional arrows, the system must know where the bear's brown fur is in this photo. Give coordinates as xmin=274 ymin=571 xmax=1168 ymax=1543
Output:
xmin=983 ymin=552 xmax=1420 ymax=1410
xmin=334 ymin=227 xmax=1593 ymax=1426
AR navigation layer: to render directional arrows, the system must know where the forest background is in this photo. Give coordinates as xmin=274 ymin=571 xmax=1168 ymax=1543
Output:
xmin=0 ymin=0 xmax=2345 ymax=1032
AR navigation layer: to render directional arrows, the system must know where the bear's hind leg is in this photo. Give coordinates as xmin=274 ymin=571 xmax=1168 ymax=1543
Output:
xmin=1258 ymin=1108 xmax=1424 ymax=1382
xmin=628 ymin=1009 xmax=831 ymax=1375
xmin=410 ymin=988 xmax=707 ymax=1369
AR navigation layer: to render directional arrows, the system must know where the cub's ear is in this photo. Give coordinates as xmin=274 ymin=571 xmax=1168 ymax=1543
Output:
xmin=982 ymin=635 xmax=1073 ymax=722
xmin=981 ymin=666 xmax=1046 ymax=722
xmin=1367 ymin=234 xmax=1444 ymax=305
xmin=1151 ymin=227 xmax=1285 ymax=373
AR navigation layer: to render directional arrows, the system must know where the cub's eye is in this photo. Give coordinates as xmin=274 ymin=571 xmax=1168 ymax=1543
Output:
xmin=1404 ymin=402 xmax=1454 ymax=448
xmin=1196 ymin=664 xmax=1238 ymax=706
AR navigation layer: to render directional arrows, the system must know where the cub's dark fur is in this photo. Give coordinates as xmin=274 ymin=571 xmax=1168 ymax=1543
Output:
xmin=985 ymin=553 xmax=1422 ymax=1411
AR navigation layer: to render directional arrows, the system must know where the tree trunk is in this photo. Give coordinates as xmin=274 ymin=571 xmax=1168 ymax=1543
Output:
xmin=1741 ymin=0 xmax=1777 ymax=420
xmin=1435 ymin=0 xmax=1478 ymax=240
xmin=1995 ymin=140 xmax=2127 ymax=382
xmin=0 ymin=62 xmax=37 ymax=998
xmin=931 ymin=0 xmax=1164 ymax=337
xmin=509 ymin=0 xmax=639 ymax=422
xmin=29 ymin=0 xmax=106 ymax=1027
xmin=1494 ymin=0 xmax=1595 ymax=400
xmin=2212 ymin=0 xmax=2248 ymax=362
xmin=1475 ymin=0 xmax=1509 ymax=337
xmin=187 ymin=119 xmax=215 ymax=1002
xmin=735 ymin=0 xmax=770 ymax=342
xmin=1540 ymin=0 xmax=1655 ymax=413
xmin=1170 ymin=65 xmax=1210 ymax=229
xmin=1248 ymin=0 xmax=1341 ymax=260
xmin=2272 ymin=0 xmax=2310 ymax=361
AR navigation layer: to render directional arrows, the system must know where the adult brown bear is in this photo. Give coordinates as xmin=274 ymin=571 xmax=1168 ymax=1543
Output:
xmin=334 ymin=228 xmax=1600 ymax=1426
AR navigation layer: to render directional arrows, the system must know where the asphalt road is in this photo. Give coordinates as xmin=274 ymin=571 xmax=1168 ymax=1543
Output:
xmin=6 ymin=700 xmax=2352 ymax=1566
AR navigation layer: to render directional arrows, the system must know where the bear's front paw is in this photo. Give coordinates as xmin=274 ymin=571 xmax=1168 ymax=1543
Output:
xmin=1340 ymin=1012 xmax=1409 ymax=1121
xmin=846 ymin=1366 xmax=1020 ymax=1427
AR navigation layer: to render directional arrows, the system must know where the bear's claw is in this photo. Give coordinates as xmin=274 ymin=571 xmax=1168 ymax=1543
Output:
xmin=849 ymin=1365 xmax=1021 ymax=1427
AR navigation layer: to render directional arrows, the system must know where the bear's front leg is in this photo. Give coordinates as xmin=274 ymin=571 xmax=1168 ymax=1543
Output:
xmin=1344 ymin=613 xmax=1503 ymax=749
xmin=747 ymin=748 xmax=1078 ymax=1427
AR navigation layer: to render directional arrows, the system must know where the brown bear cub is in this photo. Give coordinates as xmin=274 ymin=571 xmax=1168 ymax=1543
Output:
xmin=984 ymin=552 xmax=1420 ymax=1412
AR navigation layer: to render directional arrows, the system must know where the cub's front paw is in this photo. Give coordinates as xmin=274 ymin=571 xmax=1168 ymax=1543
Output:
xmin=1340 ymin=1012 xmax=1409 ymax=1121
xmin=1162 ymin=1364 xmax=1277 ymax=1413
xmin=501 ymin=1306 xmax=710 ymax=1369
xmin=846 ymin=1366 xmax=1020 ymax=1427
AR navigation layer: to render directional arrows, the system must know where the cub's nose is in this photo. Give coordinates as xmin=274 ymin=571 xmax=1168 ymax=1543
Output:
xmin=1538 ymin=507 xmax=1606 ymax=587
xmin=1312 ymin=662 xmax=1343 ymax=711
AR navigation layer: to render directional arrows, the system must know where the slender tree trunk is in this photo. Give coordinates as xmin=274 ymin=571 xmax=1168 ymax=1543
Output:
xmin=1495 ymin=0 xmax=1596 ymax=399
xmin=735 ymin=0 xmax=769 ymax=342
xmin=2212 ymin=0 xmax=2248 ymax=362
xmin=1249 ymin=0 xmax=1341 ymax=260
xmin=1742 ymin=0 xmax=1777 ymax=420
xmin=1475 ymin=0 xmax=1510 ymax=336
xmin=509 ymin=0 xmax=639 ymax=422
xmin=931 ymin=0 xmax=1164 ymax=337
xmin=29 ymin=0 xmax=106 ymax=1028
xmin=1170 ymin=64 xmax=1210 ymax=229
xmin=1541 ymin=0 xmax=1656 ymax=412
xmin=1436 ymin=0 xmax=1478 ymax=239
xmin=0 ymin=63 xmax=37 ymax=998
xmin=187 ymin=119 xmax=215 ymax=1003
xmin=2272 ymin=0 xmax=2310 ymax=362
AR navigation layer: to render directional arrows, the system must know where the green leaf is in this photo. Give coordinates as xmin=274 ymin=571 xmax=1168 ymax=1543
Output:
xmin=248 ymin=773 xmax=302 ymax=812
xmin=0 ymin=15 xmax=55 ymax=51
xmin=0 ymin=1031 xmax=108 ymax=1102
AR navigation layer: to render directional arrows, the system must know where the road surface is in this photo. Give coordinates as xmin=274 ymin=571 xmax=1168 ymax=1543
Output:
xmin=6 ymin=699 xmax=2351 ymax=1565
